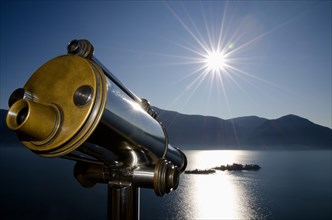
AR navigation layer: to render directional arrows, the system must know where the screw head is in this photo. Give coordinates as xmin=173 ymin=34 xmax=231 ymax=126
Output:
xmin=73 ymin=85 xmax=93 ymax=107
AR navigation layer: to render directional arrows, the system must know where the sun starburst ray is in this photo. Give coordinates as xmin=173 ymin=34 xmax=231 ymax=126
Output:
xmin=170 ymin=66 xmax=212 ymax=110
xmin=217 ymin=3 xmax=229 ymax=51
xmin=164 ymin=2 xmax=211 ymax=54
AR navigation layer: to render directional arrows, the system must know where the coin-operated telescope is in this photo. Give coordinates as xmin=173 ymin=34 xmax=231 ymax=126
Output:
xmin=6 ymin=39 xmax=187 ymax=220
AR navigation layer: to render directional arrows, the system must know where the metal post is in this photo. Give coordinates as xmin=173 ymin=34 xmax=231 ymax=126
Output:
xmin=108 ymin=181 xmax=140 ymax=220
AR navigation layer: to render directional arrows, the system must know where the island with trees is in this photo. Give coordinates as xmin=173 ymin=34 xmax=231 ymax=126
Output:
xmin=185 ymin=163 xmax=261 ymax=174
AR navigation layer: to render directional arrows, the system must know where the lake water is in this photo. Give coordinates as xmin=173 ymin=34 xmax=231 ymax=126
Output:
xmin=141 ymin=150 xmax=332 ymax=220
xmin=0 ymin=146 xmax=331 ymax=219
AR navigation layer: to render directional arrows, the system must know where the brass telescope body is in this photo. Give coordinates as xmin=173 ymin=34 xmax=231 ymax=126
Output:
xmin=6 ymin=40 xmax=187 ymax=201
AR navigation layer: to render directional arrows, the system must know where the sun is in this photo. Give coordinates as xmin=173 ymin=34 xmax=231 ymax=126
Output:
xmin=204 ymin=51 xmax=227 ymax=73
xmin=163 ymin=1 xmax=276 ymax=114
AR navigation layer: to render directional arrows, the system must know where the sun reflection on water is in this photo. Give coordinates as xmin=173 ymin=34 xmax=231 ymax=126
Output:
xmin=176 ymin=150 xmax=258 ymax=220
xmin=185 ymin=150 xmax=249 ymax=170
xmin=191 ymin=173 xmax=243 ymax=219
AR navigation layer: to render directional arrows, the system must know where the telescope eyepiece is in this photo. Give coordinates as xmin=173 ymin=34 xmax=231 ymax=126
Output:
xmin=16 ymin=106 xmax=28 ymax=126
xmin=6 ymin=99 xmax=61 ymax=143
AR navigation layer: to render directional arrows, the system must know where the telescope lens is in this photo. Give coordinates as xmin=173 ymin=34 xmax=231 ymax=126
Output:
xmin=16 ymin=106 xmax=28 ymax=125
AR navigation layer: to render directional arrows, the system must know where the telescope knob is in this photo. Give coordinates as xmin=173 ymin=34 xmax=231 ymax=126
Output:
xmin=67 ymin=39 xmax=94 ymax=59
xmin=140 ymin=98 xmax=157 ymax=118
xmin=154 ymin=159 xmax=180 ymax=196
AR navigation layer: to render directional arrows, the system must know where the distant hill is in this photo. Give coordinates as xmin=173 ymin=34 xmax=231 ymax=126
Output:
xmin=1 ymin=108 xmax=331 ymax=150
xmin=154 ymin=108 xmax=332 ymax=150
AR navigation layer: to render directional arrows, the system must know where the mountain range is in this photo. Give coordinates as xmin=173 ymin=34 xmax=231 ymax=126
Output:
xmin=1 ymin=109 xmax=331 ymax=150
xmin=153 ymin=108 xmax=332 ymax=150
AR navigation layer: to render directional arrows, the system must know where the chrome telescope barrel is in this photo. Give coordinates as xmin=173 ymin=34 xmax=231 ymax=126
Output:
xmin=6 ymin=39 xmax=186 ymax=196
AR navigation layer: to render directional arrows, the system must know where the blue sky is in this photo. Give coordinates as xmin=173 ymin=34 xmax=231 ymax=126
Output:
xmin=1 ymin=1 xmax=331 ymax=128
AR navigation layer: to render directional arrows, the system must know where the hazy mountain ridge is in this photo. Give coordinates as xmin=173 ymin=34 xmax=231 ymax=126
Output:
xmin=154 ymin=108 xmax=332 ymax=150
xmin=1 ymin=109 xmax=331 ymax=150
